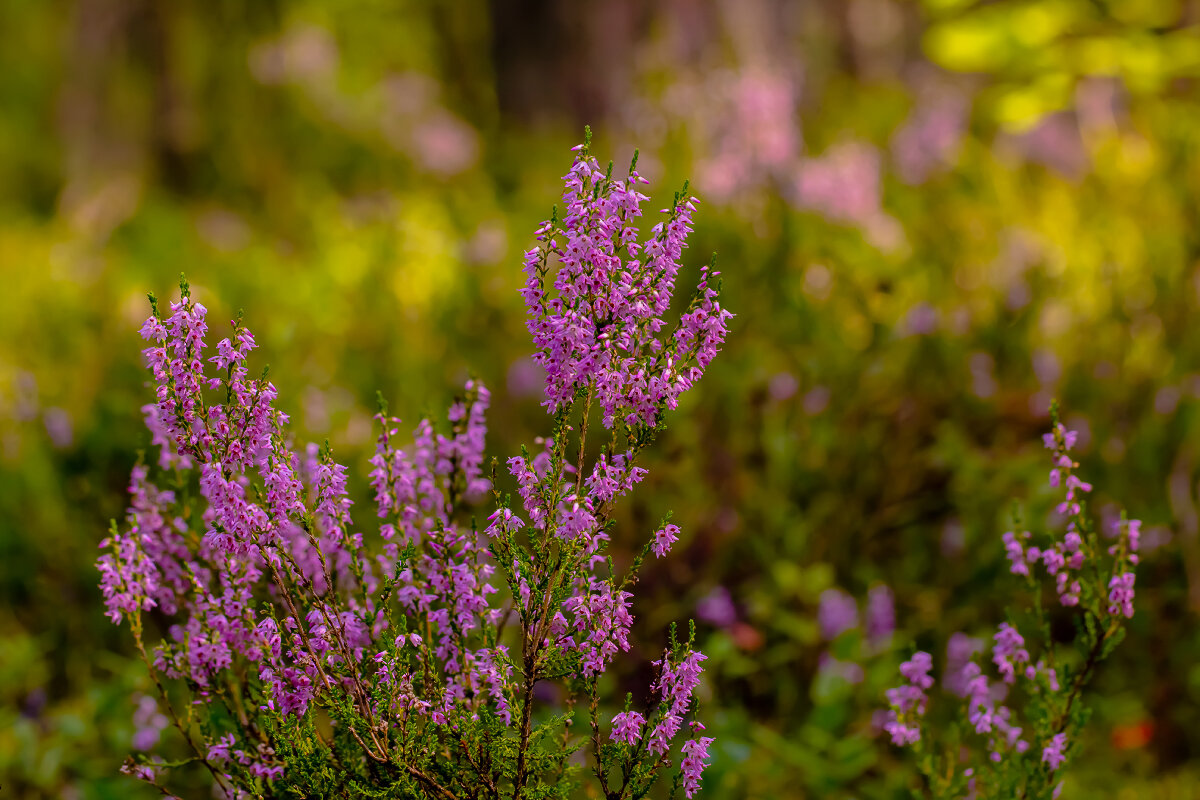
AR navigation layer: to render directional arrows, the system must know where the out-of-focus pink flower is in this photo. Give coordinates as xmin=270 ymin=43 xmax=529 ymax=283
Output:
xmin=892 ymin=85 xmax=969 ymax=184
xmin=818 ymin=652 xmax=865 ymax=684
xmin=696 ymin=586 xmax=737 ymax=629
xmin=692 ymin=68 xmax=802 ymax=203
xmin=803 ymin=386 xmax=831 ymax=416
xmin=248 ymin=25 xmax=339 ymax=85
xmin=507 ymin=358 xmax=546 ymax=399
xmin=1005 ymin=113 xmax=1089 ymax=179
xmin=793 ymin=141 xmax=907 ymax=251
xmin=865 ymin=584 xmax=895 ymax=647
xmin=794 ymin=142 xmax=881 ymax=224
xmin=412 ymin=112 xmax=479 ymax=176
xmin=944 ymin=632 xmax=984 ymax=697
xmin=43 ymin=407 xmax=73 ymax=449
xmin=901 ymin=303 xmax=939 ymax=336
xmin=818 ymin=588 xmax=858 ymax=640
xmin=768 ymin=372 xmax=798 ymax=401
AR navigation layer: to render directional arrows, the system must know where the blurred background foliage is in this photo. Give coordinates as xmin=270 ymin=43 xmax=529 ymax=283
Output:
xmin=4 ymin=0 xmax=1200 ymax=797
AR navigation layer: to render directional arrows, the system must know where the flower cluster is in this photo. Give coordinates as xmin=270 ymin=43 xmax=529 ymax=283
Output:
xmin=99 ymin=134 xmax=729 ymax=799
xmin=883 ymin=652 xmax=933 ymax=746
xmin=605 ymin=640 xmax=712 ymax=799
xmin=882 ymin=413 xmax=1140 ymax=798
xmin=520 ymin=132 xmax=733 ymax=429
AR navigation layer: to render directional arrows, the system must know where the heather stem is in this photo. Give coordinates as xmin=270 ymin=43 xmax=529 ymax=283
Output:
xmin=130 ymin=612 xmax=235 ymax=795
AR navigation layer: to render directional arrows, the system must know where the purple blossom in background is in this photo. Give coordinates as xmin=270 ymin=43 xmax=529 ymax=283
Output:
xmin=696 ymin=586 xmax=737 ymax=629
xmin=42 ymin=407 xmax=73 ymax=448
xmin=945 ymin=632 xmax=984 ymax=697
xmin=768 ymin=371 xmax=798 ymax=401
xmin=865 ymin=584 xmax=895 ymax=648
xmin=21 ymin=688 xmax=46 ymax=720
xmin=1032 ymin=349 xmax=1062 ymax=386
xmin=900 ymin=303 xmax=939 ymax=337
xmin=802 ymin=385 xmax=831 ymax=416
xmin=794 ymin=142 xmax=880 ymax=224
xmin=506 ymin=357 xmax=546 ymax=398
xmin=1145 ymin=525 xmax=1171 ymax=552
xmin=969 ymin=351 xmax=998 ymax=399
xmin=690 ymin=67 xmax=801 ymax=203
xmin=1155 ymin=385 xmax=1182 ymax=415
xmin=818 ymin=653 xmax=865 ymax=685
xmin=792 ymin=141 xmax=906 ymax=251
xmin=1004 ymin=112 xmax=1089 ymax=179
xmin=941 ymin=518 xmax=966 ymax=557
xmin=131 ymin=694 xmax=168 ymax=751
xmin=411 ymin=112 xmax=479 ymax=176
xmin=818 ymin=588 xmax=859 ymax=640
xmin=891 ymin=79 xmax=969 ymax=184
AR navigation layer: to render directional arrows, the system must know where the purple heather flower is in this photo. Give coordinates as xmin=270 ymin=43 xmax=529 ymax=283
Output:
xmin=900 ymin=651 xmax=935 ymax=690
xmin=1128 ymin=519 xmax=1142 ymax=552
xmin=102 ymin=137 xmax=728 ymax=793
xmin=884 ymin=718 xmax=921 ymax=747
xmin=818 ymin=588 xmax=859 ymax=640
xmin=679 ymin=721 xmax=715 ymax=798
xmin=120 ymin=762 xmax=159 ymax=782
xmin=1108 ymin=572 xmax=1135 ymax=619
xmin=652 ymin=523 xmax=680 ymax=558
xmin=207 ymin=733 xmax=236 ymax=764
xmin=610 ymin=710 xmax=645 ymax=746
xmin=884 ymin=651 xmax=933 ymax=746
xmin=961 ymin=663 xmax=995 ymax=733
xmin=1043 ymin=423 xmax=1078 ymax=452
xmin=794 ymin=142 xmax=881 ymax=225
xmin=648 ymin=650 xmax=708 ymax=757
xmin=1003 ymin=531 xmax=1030 ymax=577
xmin=865 ymin=584 xmax=895 ymax=648
xmin=1042 ymin=732 xmax=1068 ymax=771
xmin=520 ymin=146 xmax=732 ymax=429
xmin=695 ymin=586 xmax=737 ymax=629
xmin=945 ymin=633 xmax=984 ymax=697
xmin=992 ymin=623 xmax=1029 ymax=685
xmin=818 ymin=653 xmax=865 ymax=685
xmin=131 ymin=694 xmax=169 ymax=751
xmin=565 ymin=582 xmax=635 ymax=679
xmin=892 ymin=91 xmax=967 ymax=185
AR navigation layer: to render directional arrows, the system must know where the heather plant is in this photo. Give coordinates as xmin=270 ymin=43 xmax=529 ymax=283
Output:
xmin=883 ymin=408 xmax=1140 ymax=799
xmin=97 ymin=129 xmax=732 ymax=799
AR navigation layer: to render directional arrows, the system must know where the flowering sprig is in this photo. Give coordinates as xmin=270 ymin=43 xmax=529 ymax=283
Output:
xmin=99 ymin=133 xmax=731 ymax=799
xmin=883 ymin=404 xmax=1140 ymax=799
xmin=883 ymin=652 xmax=933 ymax=746
xmin=598 ymin=624 xmax=713 ymax=799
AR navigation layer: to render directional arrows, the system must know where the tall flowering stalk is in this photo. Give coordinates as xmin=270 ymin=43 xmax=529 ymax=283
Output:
xmin=883 ymin=405 xmax=1139 ymax=799
xmin=98 ymin=130 xmax=732 ymax=799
